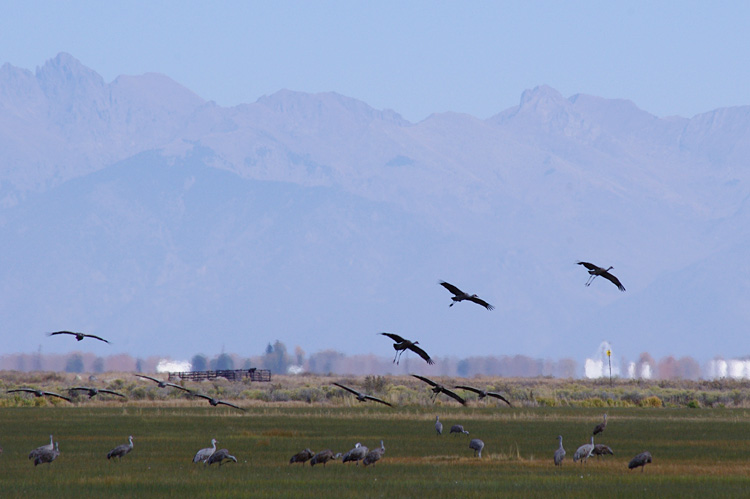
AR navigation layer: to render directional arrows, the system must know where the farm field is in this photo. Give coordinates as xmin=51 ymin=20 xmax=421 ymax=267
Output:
xmin=1 ymin=405 xmax=749 ymax=498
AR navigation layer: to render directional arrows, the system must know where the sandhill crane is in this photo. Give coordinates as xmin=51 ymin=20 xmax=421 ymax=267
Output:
xmin=135 ymin=374 xmax=191 ymax=392
xmin=628 ymin=451 xmax=652 ymax=472
xmin=29 ymin=435 xmax=54 ymax=460
xmin=8 ymin=388 xmax=71 ymax=402
xmin=593 ymin=413 xmax=608 ymax=435
xmin=592 ymin=444 xmax=614 ymax=459
xmin=47 ymin=330 xmax=110 ymax=343
xmin=469 ymin=438 xmax=484 ymax=458
xmin=34 ymin=442 xmax=59 ymax=466
xmin=310 ymin=449 xmax=341 ymax=467
xmin=450 ymin=424 xmax=469 ymax=435
xmin=435 ymin=416 xmax=443 ymax=435
xmin=380 ymin=333 xmax=434 ymax=365
xmin=454 ymin=385 xmax=512 ymax=406
xmin=576 ymin=262 xmax=625 ymax=291
xmin=439 ymin=281 xmax=494 ymax=310
xmin=573 ymin=436 xmax=595 ymax=465
xmin=554 ymin=435 xmax=566 ymax=466
xmin=363 ymin=441 xmax=385 ymax=466
xmin=289 ymin=448 xmax=314 ymax=465
xmin=69 ymin=387 xmax=126 ymax=399
xmin=107 ymin=435 xmax=133 ymax=461
xmin=207 ymin=448 xmax=237 ymax=466
xmin=193 ymin=439 xmax=218 ymax=464
xmin=342 ymin=443 xmax=368 ymax=465
xmin=190 ymin=392 xmax=245 ymax=412
xmin=412 ymin=375 xmax=466 ymax=405
xmin=332 ymin=383 xmax=392 ymax=407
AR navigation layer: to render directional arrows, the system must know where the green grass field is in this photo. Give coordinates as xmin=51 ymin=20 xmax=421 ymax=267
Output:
xmin=2 ymin=405 xmax=750 ymax=498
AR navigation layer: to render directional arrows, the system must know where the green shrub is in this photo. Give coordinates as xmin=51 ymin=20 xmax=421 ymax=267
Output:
xmin=640 ymin=395 xmax=663 ymax=408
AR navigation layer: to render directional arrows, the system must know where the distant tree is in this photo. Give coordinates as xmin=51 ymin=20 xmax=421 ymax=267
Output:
xmin=294 ymin=345 xmax=305 ymax=366
xmin=191 ymin=354 xmax=208 ymax=372
xmin=215 ymin=353 xmax=234 ymax=370
xmin=135 ymin=358 xmax=144 ymax=373
xmin=265 ymin=343 xmax=274 ymax=355
xmin=65 ymin=354 xmax=84 ymax=373
xmin=92 ymin=357 xmax=105 ymax=373
xmin=457 ymin=359 xmax=470 ymax=377
xmin=262 ymin=340 xmax=291 ymax=374
xmin=676 ymin=356 xmax=701 ymax=380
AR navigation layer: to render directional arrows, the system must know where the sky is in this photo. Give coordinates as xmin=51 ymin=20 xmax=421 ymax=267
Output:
xmin=2 ymin=1 xmax=750 ymax=122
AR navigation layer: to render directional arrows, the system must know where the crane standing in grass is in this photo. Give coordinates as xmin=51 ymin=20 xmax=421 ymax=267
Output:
xmin=573 ymin=436 xmax=595 ymax=465
xmin=628 ymin=451 xmax=652 ymax=472
xmin=593 ymin=413 xmax=608 ymax=435
xmin=469 ymin=439 xmax=485 ymax=458
xmin=554 ymin=435 xmax=566 ymax=466
xmin=435 ymin=416 xmax=443 ymax=435
xmin=107 ymin=435 xmax=133 ymax=461
xmin=193 ymin=439 xmax=218 ymax=464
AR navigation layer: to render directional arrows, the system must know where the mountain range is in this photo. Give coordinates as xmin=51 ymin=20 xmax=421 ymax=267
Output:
xmin=2 ymin=53 xmax=749 ymax=371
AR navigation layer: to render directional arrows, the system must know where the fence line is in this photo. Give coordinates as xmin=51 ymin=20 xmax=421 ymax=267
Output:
xmin=169 ymin=368 xmax=271 ymax=382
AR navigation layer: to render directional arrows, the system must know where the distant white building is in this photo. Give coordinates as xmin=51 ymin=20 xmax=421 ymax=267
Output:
xmin=706 ymin=359 xmax=750 ymax=379
xmin=156 ymin=359 xmax=191 ymax=373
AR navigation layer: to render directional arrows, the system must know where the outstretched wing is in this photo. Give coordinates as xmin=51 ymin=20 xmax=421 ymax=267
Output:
xmin=440 ymin=388 xmax=466 ymax=405
xmin=165 ymin=382 xmax=191 ymax=392
xmin=487 ymin=392 xmax=512 ymax=406
xmin=602 ymin=271 xmax=626 ymax=292
xmin=69 ymin=387 xmax=90 ymax=392
xmin=7 ymin=388 xmax=34 ymax=394
xmin=380 ymin=332 xmax=407 ymax=343
xmin=467 ymin=295 xmax=494 ymax=310
xmin=576 ymin=261 xmax=600 ymax=272
xmin=191 ymin=392 xmax=212 ymax=401
xmin=454 ymin=385 xmax=482 ymax=395
xmin=135 ymin=374 xmax=160 ymax=384
xmin=217 ymin=400 xmax=245 ymax=411
xmin=84 ymin=333 xmax=110 ymax=343
xmin=44 ymin=391 xmax=72 ymax=402
xmin=48 ymin=331 xmax=75 ymax=337
xmin=364 ymin=395 xmax=393 ymax=407
xmin=439 ymin=281 xmax=464 ymax=297
xmin=332 ymin=382 xmax=360 ymax=396
xmin=411 ymin=374 xmax=438 ymax=387
xmin=408 ymin=344 xmax=435 ymax=365
xmin=100 ymin=389 xmax=126 ymax=398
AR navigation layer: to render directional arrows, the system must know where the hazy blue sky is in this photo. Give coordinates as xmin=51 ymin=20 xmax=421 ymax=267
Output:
xmin=2 ymin=1 xmax=749 ymax=122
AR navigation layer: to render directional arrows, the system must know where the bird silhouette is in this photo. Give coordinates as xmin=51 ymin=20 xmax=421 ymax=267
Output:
xmin=454 ymin=385 xmax=512 ymax=406
xmin=412 ymin=375 xmax=466 ymax=405
xmin=190 ymin=392 xmax=245 ymax=412
xmin=332 ymin=383 xmax=392 ymax=407
xmin=380 ymin=332 xmax=434 ymax=365
xmin=135 ymin=374 xmax=191 ymax=392
xmin=439 ymin=281 xmax=494 ymax=310
xmin=48 ymin=330 xmax=110 ymax=343
xmin=69 ymin=387 xmax=126 ymax=399
xmin=8 ymin=388 xmax=71 ymax=402
xmin=576 ymin=262 xmax=625 ymax=291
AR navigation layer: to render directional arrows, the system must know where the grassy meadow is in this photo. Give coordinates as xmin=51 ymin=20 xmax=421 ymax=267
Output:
xmin=2 ymin=401 xmax=750 ymax=497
